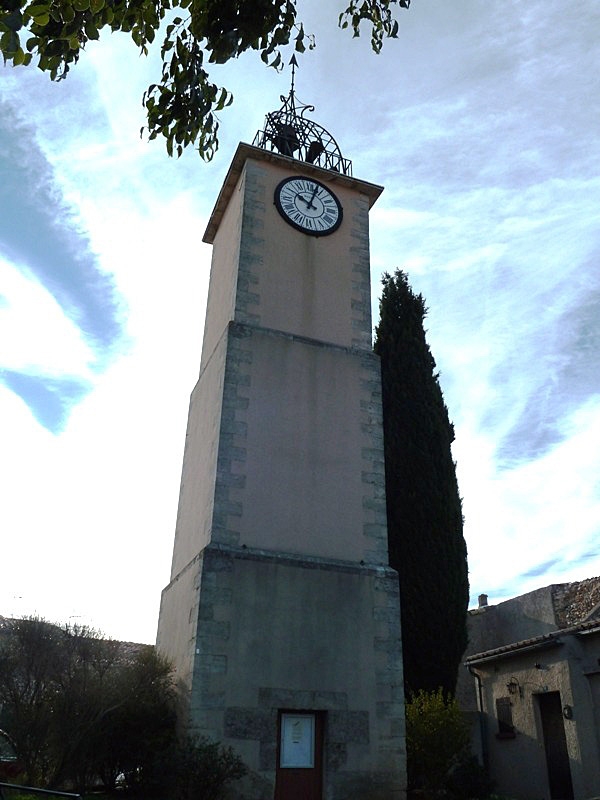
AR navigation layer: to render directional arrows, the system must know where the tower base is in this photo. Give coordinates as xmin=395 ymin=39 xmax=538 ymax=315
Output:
xmin=158 ymin=544 xmax=406 ymax=800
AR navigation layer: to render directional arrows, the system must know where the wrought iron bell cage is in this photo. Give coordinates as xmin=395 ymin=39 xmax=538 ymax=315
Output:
xmin=253 ymin=82 xmax=352 ymax=176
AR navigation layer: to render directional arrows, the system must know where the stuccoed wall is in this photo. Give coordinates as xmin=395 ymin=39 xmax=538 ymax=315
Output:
xmin=458 ymin=587 xmax=559 ymax=711
xmin=471 ymin=587 xmax=559 ymax=653
xmin=205 ymin=322 xmax=389 ymax=564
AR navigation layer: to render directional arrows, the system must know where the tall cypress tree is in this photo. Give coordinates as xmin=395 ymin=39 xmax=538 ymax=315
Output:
xmin=374 ymin=270 xmax=469 ymax=698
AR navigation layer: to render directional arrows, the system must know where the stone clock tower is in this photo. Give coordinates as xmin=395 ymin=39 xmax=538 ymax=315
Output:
xmin=157 ymin=85 xmax=406 ymax=800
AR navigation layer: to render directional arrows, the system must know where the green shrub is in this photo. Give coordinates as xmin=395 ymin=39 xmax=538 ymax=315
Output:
xmin=135 ymin=734 xmax=247 ymax=800
xmin=173 ymin=736 xmax=247 ymax=800
xmin=406 ymin=688 xmax=470 ymax=798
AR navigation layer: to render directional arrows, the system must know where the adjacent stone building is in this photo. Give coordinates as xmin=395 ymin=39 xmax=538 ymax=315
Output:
xmin=459 ymin=577 xmax=600 ymax=800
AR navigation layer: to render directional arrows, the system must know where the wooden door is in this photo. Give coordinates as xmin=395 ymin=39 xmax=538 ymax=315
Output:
xmin=274 ymin=711 xmax=324 ymax=800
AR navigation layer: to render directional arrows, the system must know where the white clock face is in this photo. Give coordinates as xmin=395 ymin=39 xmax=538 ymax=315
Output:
xmin=275 ymin=176 xmax=343 ymax=236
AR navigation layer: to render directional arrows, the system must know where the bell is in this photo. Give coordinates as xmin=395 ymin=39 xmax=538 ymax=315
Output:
xmin=273 ymin=123 xmax=300 ymax=157
xmin=305 ymin=139 xmax=324 ymax=164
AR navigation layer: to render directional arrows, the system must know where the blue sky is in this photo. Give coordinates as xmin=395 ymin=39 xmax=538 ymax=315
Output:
xmin=1 ymin=0 xmax=599 ymax=642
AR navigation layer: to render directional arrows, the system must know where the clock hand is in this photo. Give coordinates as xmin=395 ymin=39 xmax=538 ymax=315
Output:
xmin=300 ymin=185 xmax=319 ymax=211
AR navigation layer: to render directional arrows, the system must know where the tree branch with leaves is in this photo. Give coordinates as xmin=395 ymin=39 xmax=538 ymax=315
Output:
xmin=0 ymin=0 xmax=410 ymax=158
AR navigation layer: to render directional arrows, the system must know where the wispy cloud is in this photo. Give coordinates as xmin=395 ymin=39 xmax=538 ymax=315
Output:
xmin=0 ymin=97 xmax=126 ymax=431
xmin=0 ymin=103 xmax=123 ymax=353
xmin=1 ymin=371 xmax=91 ymax=431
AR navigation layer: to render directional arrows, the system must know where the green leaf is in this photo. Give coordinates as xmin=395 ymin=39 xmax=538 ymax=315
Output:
xmin=12 ymin=44 xmax=26 ymax=63
xmin=1 ymin=28 xmax=19 ymax=54
xmin=62 ymin=5 xmax=75 ymax=22
xmin=26 ymin=4 xmax=50 ymax=19
xmin=84 ymin=18 xmax=99 ymax=39
xmin=2 ymin=10 xmax=23 ymax=32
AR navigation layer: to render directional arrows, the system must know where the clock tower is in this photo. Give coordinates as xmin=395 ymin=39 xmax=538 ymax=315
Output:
xmin=157 ymin=84 xmax=406 ymax=800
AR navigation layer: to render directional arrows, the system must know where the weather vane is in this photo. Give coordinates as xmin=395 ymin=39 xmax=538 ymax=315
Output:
xmin=253 ymin=56 xmax=352 ymax=175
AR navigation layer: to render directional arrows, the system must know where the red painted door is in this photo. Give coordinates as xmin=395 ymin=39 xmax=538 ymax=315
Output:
xmin=274 ymin=711 xmax=324 ymax=800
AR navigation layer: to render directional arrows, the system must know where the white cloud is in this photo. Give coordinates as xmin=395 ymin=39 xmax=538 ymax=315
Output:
xmin=0 ymin=259 xmax=95 ymax=376
xmin=461 ymin=396 xmax=600 ymax=603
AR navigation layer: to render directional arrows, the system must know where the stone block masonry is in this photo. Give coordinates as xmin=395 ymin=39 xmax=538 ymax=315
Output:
xmin=187 ymin=543 xmax=406 ymax=800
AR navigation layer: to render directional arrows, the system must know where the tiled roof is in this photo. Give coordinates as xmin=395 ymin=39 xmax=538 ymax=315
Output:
xmin=465 ymin=616 xmax=600 ymax=665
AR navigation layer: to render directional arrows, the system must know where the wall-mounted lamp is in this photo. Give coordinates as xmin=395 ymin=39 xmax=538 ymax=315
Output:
xmin=506 ymin=678 xmax=522 ymax=698
xmin=534 ymin=662 xmax=550 ymax=671
xmin=563 ymin=705 xmax=573 ymax=720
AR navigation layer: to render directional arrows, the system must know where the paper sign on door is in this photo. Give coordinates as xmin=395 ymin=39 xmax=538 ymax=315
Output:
xmin=280 ymin=713 xmax=315 ymax=768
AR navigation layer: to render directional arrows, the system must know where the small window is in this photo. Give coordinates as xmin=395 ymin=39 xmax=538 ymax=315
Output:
xmin=495 ymin=697 xmax=516 ymax=739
